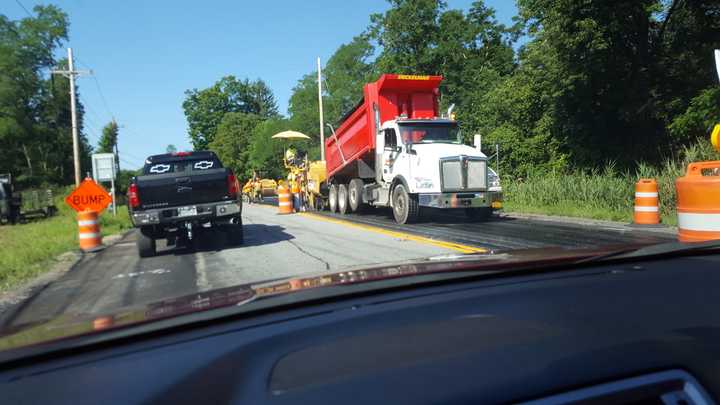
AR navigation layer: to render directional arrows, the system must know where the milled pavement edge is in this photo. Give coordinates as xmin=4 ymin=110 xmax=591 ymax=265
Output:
xmin=0 ymin=230 xmax=134 ymax=314
xmin=499 ymin=211 xmax=678 ymax=236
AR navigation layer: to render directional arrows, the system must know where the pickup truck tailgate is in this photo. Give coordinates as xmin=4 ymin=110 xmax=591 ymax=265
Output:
xmin=136 ymin=168 xmax=230 ymax=209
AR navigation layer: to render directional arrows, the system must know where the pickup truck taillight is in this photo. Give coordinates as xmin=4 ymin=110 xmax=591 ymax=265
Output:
xmin=227 ymin=172 xmax=239 ymax=198
xmin=128 ymin=183 xmax=140 ymax=208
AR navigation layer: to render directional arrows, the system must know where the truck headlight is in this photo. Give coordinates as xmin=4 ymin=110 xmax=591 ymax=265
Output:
xmin=414 ymin=177 xmax=434 ymax=189
xmin=488 ymin=171 xmax=501 ymax=188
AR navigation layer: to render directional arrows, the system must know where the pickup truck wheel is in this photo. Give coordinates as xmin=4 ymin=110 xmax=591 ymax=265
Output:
xmin=392 ymin=184 xmax=419 ymax=224
xmin=329 ymin=184 xmax=338 ymax=213
xmin=338 ymin=184 xmax=349 ymax=215
xmin=137 ymin=228 xmax=157 ymax=257
xmin=465 ymin=207 xmax=492 ymax=222
xmin=226 ymin=217 xmax=244 ymax=246
xmin=348 ymin=179 xmax=364 ymax=213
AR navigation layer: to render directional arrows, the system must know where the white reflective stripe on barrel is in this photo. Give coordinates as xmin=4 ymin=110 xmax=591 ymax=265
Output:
xmin=278 ymin=193 xmax=291 ymax=198
xmin=678 ymin=212 xmax=720 ymax=231
xmin=634 ymin=206 xmax=658 ymax=212
xmin=635 ymin=192 xmax=658 ymax=198
xmin=79 ymin=232 xmax=101 ymax=239
xmin=278 ymin=202 xmax=293 ymax=207
xmin=78 ymin=220 xmax=98 ymax=226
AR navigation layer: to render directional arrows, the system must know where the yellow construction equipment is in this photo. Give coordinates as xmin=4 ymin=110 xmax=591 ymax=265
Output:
xmin=304 ymin=160 xmax=327 ymax=210
xmin=242 ymin=175 xmax=277 ymax=204
xmin=270 ymin=131 xmax=329 ymax=211
xmin=259 ymin=179 xmax=278 ymax=198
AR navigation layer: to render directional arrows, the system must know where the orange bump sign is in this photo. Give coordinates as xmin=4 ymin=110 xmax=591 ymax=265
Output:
xmin=65 ymin=178 xmax=112 ymax=213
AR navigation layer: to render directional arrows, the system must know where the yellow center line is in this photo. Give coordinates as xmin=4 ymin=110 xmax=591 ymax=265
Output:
xmin=298 ymin=212 xmax=488 ymax=254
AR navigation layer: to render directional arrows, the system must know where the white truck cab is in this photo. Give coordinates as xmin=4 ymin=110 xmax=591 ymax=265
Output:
xmin=373 ymin=118 xmax=502 ymax=221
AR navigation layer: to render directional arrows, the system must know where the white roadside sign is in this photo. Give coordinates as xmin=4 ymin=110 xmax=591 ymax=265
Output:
xmin=92 ymin=153 xmax=116 ymax=181
xmin=91 ymin=153 xmax=117 ymax=215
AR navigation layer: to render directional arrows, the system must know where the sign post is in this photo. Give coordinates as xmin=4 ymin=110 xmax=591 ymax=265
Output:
xmin=92 ymin=153 xmax=117 ymax=216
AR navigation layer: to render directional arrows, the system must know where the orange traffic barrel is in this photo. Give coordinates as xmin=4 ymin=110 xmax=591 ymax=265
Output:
xmin=78 ymin=210 xmax=103 ymax=252
xmin=676 ymin=161 xmax=720 ymax=242
xmin=277 ymin=184 xmax=293 ymax=214
xmin=634 ymin=179 xmax=660 ymax=225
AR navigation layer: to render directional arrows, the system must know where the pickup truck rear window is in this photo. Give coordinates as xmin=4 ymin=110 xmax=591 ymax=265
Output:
xmin=143 ymin=158 xmax=222 ymax=175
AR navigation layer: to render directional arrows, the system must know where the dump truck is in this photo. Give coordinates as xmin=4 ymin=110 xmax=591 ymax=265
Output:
xmin=320 ymin=74 xmax=501 ymax=224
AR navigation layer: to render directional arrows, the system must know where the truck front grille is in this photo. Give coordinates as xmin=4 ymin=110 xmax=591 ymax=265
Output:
xmin=441 ymin=160 xmax=462 ymax=190
xmin=440 ymin=156 xmax=487 ymax=192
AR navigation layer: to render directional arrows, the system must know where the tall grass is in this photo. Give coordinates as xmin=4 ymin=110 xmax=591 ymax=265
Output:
xmin=504 ymin=142 xmax=720 ymax=225
xmin=0 ymin=193 xmax=132 ymax=291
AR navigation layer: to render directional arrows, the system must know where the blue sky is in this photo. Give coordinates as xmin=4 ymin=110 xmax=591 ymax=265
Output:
xmin=5 ymin=0 xmax=518 ymax=169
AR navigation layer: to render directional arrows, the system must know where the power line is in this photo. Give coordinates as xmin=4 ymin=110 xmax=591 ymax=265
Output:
xmin=91 ymin=75 xmax=114 ymax=119
xmin=120 ymin=149 xmax=146 ymax=162
xmin=14 ymin=0 xmax=33 ymax=17
xmin=119 ymin=156 xmax=143 ymax=168
xmin=75 ymin=58 xmax=115 ymax=120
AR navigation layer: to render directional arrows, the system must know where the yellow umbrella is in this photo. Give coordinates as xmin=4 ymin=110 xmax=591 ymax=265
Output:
xmin=271 ymin=131 xmax=311 ymax=140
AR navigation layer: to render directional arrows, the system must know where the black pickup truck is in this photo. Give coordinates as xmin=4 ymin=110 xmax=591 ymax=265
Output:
xmin=128 ymin=151 xmax=243 ymax=257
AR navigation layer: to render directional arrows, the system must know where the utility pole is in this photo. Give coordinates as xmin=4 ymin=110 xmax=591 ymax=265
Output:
xmin=112 ymin=118 xmax=120 ymax=172
xmin=111 ymin=118 xmax=119 ymax=216
xmin=317 ymin=57 xmax=325 ymax=161
xmin=51 ymin=48 xmax=90 ymax=187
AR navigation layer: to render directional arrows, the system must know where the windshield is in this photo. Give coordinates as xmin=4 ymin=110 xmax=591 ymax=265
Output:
xmin=1 ymin=1 xmax=719 ymax=354
xmin=398 ymin=123 xmax=461 ymax=144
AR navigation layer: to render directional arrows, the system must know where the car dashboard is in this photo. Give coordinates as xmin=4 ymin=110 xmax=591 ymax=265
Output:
xmin=1 ymin=254 xmax=719 ymax=404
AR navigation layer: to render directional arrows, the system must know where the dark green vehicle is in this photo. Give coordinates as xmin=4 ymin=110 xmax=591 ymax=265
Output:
xmin=0 ymin=174 xmax=21 ymax=225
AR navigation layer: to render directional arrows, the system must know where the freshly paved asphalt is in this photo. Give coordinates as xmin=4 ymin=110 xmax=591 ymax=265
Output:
xmin=0 ymin=203 xmax=673 ymax=329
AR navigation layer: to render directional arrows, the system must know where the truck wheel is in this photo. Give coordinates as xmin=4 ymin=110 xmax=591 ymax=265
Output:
xmin=226 ymin=216 xmax=244 ymax=246
xmin=329 ymin=184 xmax=338 ymax=213
xmin=392 ymin=184 xmax=419 ymax=224
xmin=338 ymin=184 xmax=349 ymax=214
xmin=137 ymin=228 xmax=157 ymax=258
xmin=466 ymin=207 xmax=492 ymax=222
xmin=348 ymin=179 xmax=364 ymax=213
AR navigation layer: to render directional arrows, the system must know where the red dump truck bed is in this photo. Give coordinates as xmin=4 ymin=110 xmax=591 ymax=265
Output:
xmin=325 ymin=74 xmax=443 ymax=179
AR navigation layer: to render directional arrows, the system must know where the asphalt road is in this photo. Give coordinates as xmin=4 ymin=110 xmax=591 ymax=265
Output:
xmin=312 ymin=208 xmax=674 ymax=251
xmin=0 ymin=203 xmax=674 ymax=329
xmin=0 ymin=204 xmax=464 ymax=328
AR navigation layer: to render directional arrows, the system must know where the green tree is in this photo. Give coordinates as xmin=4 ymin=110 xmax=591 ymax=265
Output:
xmin=97 ymin=120 xmax=118 ymax=153
xmin=369 ymin=0 xmax=445 ymax=74
xmin=512 ymin=0 xmax=720 ymax=167
xmin=208 ymin=112 xmax=263 ymax=179
xmin=288 ymin=35 xmax=377 ymax=145
xmin=0 ymin=5 xmax=92 ymax=187
xmin=115 ymin=168 xmax=140 ymax=195
xmin=368 ymin=1 xmax=516 ymax=124
xmin=248 ymin=118 xmax=295 ymax=180
xmin=182 ymin=76 xmax=279 ymax=150
xmin=668 ymin=87 xmax=720 ymax=143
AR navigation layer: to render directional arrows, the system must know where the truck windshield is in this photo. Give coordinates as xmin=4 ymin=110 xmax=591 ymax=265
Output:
xmin=398 ymin=123 xmax=461 ymax=144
